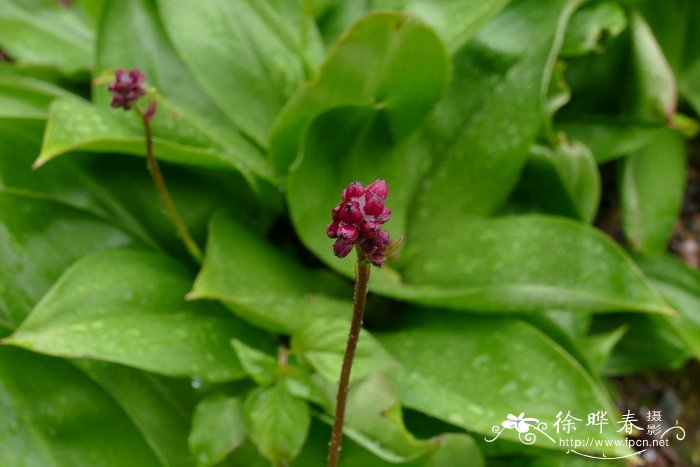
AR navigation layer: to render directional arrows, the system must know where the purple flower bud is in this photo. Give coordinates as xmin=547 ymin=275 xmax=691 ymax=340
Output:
xmin=333 ymin=239 xmax=354 ymax=258
xmin=328 ymin=179 xmax=393 ymax=266
xmin=108 ymin=68 xmax=148 ymax=112
xmin=343 ymin=182 xmax=365 ymax=201
xmin=337 ymin=224 xmax=359 ymax=241
xmin=363 ymin=193 xmax=384 ymax=216
xmin=339 ymin=201 xmax=363 ymax=224
xmin=326 ymin=222 xmax=340 ymax=238
xmin=366 ymin=179 xmax=388 ymax=200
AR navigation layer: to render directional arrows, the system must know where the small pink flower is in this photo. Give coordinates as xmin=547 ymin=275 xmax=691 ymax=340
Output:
xmin=327 ymin=179 xmax=392 ymax=267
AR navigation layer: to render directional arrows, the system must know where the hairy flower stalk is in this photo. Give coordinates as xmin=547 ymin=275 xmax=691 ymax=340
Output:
xmin=326 ymin=179 xmax=392 ymax=467
xmin=108 ymin=69 xmax=202 ymax=262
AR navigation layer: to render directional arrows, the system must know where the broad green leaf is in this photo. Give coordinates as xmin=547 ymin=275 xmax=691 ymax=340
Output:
xmin=189 ymin=394 xmax=246 ymax=466
xmin=372 ymin=0 xmax=510 ymax=53
xmin=0 ymin=190 xmax=137 ymax=329
xmin=37 ymin=96 xmax=274 ymax=188
xmin=232 ymin=339 xmax=278 ymax=386
xmin=0 ymin=0 xmax=94 ymax=74
xmin=389 ymin=216 xmax=673 ymax=314
xmin=560 ymin=1 xmax=627 ymax=57
xmin=157 ymin=0 xmax=323 ymax=145
xmin=555 ymin=119 xmax=664 ymax=163
xmin=291 ymin=319 xmax=398 ymax=384
xmin=629 ymin=11 xmax=677 ymax=120
xmin=377 ymin=312 xmax=631 ymax=456
xmin=507 ymin=141 xmax=600 ymax=222
xmin=77 ymin=360 xmax=194 ymax=467
xmin=0 ymin=346 xmax=161 ymax=466
xmin=409 ymin=0 xmax=582 ymax=227
xmin=6 ymin=249 xmax=270 ymax=382
xmin=619 ymin=129 xmax=686 ymax=255
xmin=244 ymin=384 xmax=311 ymax=465
xmin=270 ymin=12 xmax=450 ymax=173
xmin=0 ymin=75 xmax=72 ymax=119
xmin=190 ymin=212 xmax=352 ymax=332
xmin=636 ymin=255 xmax=700 ymax=360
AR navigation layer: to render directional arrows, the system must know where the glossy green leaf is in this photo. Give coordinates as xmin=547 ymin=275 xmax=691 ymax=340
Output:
xmin=0 ymin=190 xmax=137 ymax=329
xmin=577 ymin=325 xmax=627 ymax=374
xmin=157 ymin=0 xmax=323 ymax=145
xmin=0 ymin=0 xmax=94 ymax=73
xmin=426 ymin=434 xmax=485 ymax=467
xmin=77 ymin=360 xmax=194 ymax=467
xmin=389 ymin=216 xmax=673 ymax=314
xmin=408 ymin=0 xmax=581 ymax=227
xmin=372 ymin=0 xmax=510 ymax=53
xmin=560 ymin=1 xmax=627 ymax=57
xmin=0 ymin=346 xmax=161 ymax=466
xmin=619 ymin=129 xmax=686 ymax=255
xmin=190 ymin=212 xmax=352 ymax=333
xmin=232 ymin=339 xmax=278 ymax=386
xmin=507 ymin=141 xmax=600 ymax=222
xmin=629 ymin=11 xmax=677 ymax=120
xmin=37 ymin=96 xmax=274 ymax=188
xmin=377 ymin=312 xmax=630 ymax=456
xmin=291 ymin=319 xmax=398 ymax=384
xmin=0 ymin=75 xmax=71 ymax=119
xmin=244 ymin=384 xmax=311 ymax=465
xmin=189 ymin=394 xmax=246 ymax=466
xmin=6 ymin=249 xmax=270 ymax=382
xmin=636 ymin=255 xmax=700 ymax=360
xmin=270 ymin=11 xmax=450 ymax=173
xmin=555 ymin=119 xmax=664 ymax=163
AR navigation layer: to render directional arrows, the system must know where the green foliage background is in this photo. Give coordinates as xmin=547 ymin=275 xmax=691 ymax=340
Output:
xmin=0 ymin=0 xmax=699 ymax=465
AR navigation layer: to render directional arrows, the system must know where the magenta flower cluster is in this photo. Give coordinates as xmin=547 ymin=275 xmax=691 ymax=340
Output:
xmin=108 ymin=68 xmax=147 ymax=111
xmin=327 ymin=179 xmax=392 ymax=267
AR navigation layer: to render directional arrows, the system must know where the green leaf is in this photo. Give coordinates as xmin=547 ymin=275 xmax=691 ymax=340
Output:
xmin=270 ymin=11 xmax=450 ymax=173
xmin=190 ymin=212 xmax=352 ymax=333
xmin=577 ymin=325 xmax=627 ymax=374
xmin=0 ymin=0 xmax=94 ymax=74
xmin=157 ymin=0 xmax=323 ymax=145
xmin=555 ymin=119 xmax=664 ymax=163
xmin=291 ymin=319 xmax=398 ymax=384
xmin=372 ymin=0 xmax=510 ymax=53
xmin=0 ymin=75 xmax=72 ymax=119
xmin=636 ymin=254 xmax=700 ymax=360
xmin=619 ymin=129 xmax=686 ymax=255
xmin=6 ymin=249 xmax=270 ymax=382
xmin=37 ymin=96 xmax=274 ymax=188
xmin=0 ymin=346 xmax=161 ymax=466
xmin=0 ymin=190 xmax=137 ymax=329
xmin=507 ymin=140 xmax=601 ymax=222
xmin=189 ymin=394 xmax=246 ymax=467
xmin=629 ymin=11 xmax=677 ymax=120
xmin=408 ymin=0 xmax=581 ymax=226
xmin=377 ymin=311 xmax=631 ymax=456
xmin=591 ymin=314 xmax=690 ymax=374
xmin=383 ymin=216 xmax=673 ymax=314
xmin=560 ymin=1 xmax=627 ymax=57
xmin=232 ymin=339 xmax=278 ymax=386
xmin=426 ymin=434 xmax=485 ymax=467
xmin=244 ymin=384 xmax=311 ymax=465
xmin=76 ymin=360 xmax=195 ymax=467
